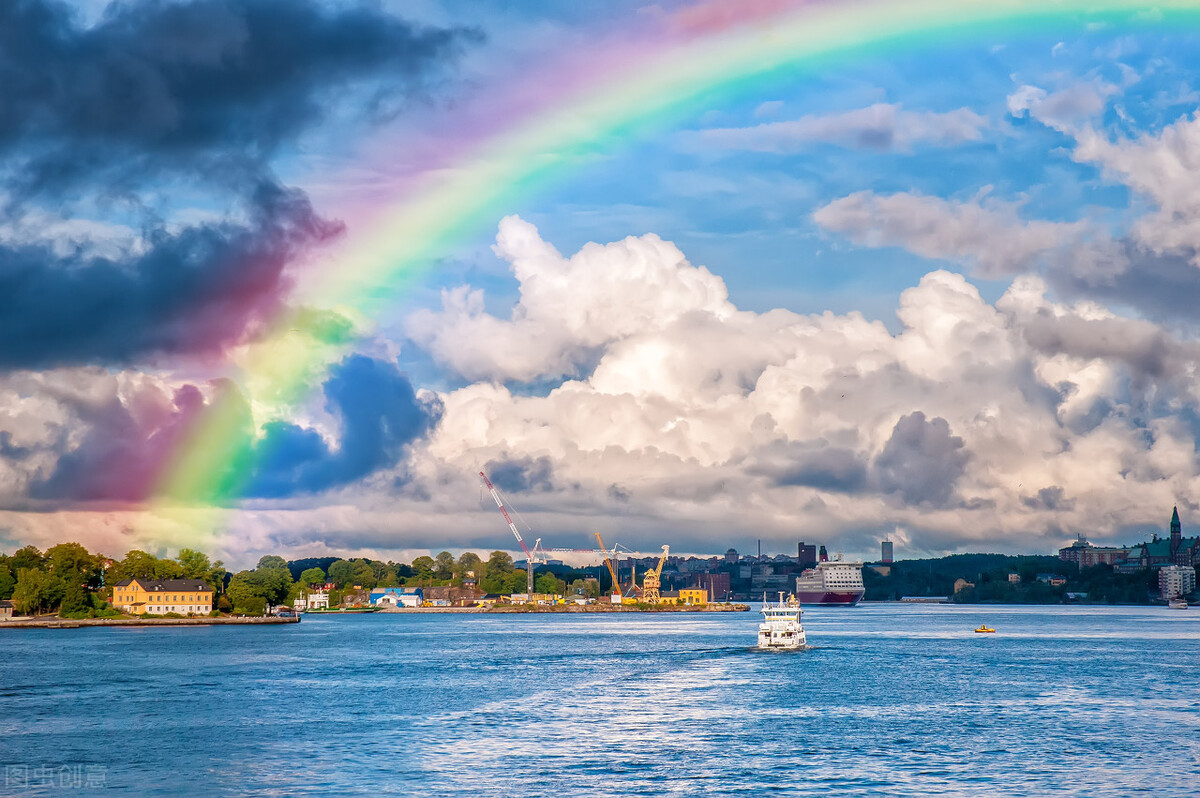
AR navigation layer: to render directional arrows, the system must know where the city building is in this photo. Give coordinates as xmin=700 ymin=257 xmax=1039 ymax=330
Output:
xmin=1159 ymin=565 xmax=1196 ymax=600
xmin=797 ymin=541 xmax=817 ymax=566
xmin=1058 ymin=533 xmax=1129 ymax=568
xmin=678 ymin=588 xmax=708 ymax=605
xmin=1120 ymin=507 xmax=1200 ymax=569
xmin=724 ymin=548 xmax=738 ymax=565
xmin=881 ymin=540 xmax=894 ymax=564
xmin=1008 ymin=573 xmax=1021 ymax=583
xmin=111 ymin=578 xmax=213 ymax=615
xmin=691 ymin=572 xmax=730 ymax=601
xmin=1036 ymin=574 xmax=1067 ymax=586
xmin=953 ymin=578 xmax=974 ymax=594
xmin=0 ymin=599 xmax=12 ymax=619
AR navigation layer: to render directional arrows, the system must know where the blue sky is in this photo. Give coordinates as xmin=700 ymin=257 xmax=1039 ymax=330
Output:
xmin=5 ymin=1 xmax=1200 ymax=567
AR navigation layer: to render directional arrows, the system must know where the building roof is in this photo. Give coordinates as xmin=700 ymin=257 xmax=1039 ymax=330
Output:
xmin=0 ymin=599 xmax=13 ymax=609
xmin=112 ymin=578 xmax=212 ymax=592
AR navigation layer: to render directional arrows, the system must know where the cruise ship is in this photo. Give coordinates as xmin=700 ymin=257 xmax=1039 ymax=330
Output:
xmin=794 ymin=559 xmax=865 ymax=605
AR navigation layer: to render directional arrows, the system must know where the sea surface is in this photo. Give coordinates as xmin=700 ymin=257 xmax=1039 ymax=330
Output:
xmin=3 ymin=604 xmax=1200 ymax=796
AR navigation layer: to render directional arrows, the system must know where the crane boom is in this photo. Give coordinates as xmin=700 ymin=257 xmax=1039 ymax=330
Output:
xmin=479 ymin=471 xmax=533 ymax=558
xmin=594 ymin=532 xmax=620 ymax=597
xmin=479 ymin=471 xmax=534 ymax=595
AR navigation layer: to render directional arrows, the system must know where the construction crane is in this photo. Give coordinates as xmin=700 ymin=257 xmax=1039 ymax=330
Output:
xmin=479 ymin=471 xmax=540 ymax=596
xmin=641 ymin=545 xmax=670 ymax=603
xmin=594 ymin=532 xmax=622 ymax=600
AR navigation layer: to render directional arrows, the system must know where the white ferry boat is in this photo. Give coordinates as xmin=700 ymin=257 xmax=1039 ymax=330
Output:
xmin=757 ymin=592 xmax=806 ymax=650
xmin=795 ymin=559 xmax=865 ymax=605
xmin=1169 ymin=598 xmax=1188 ymax=610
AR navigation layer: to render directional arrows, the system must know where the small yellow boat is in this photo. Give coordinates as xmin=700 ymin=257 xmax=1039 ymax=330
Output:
xmin=974 ymin=625 xmax=995 ymax=634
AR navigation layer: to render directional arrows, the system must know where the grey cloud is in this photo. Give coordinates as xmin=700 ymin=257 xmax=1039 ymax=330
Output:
xmin=0 ymin=0 xmax=477 ymax=197
xmin=751 ymin=439 xmax=868 ymax=493
xmin=872 ymin=412 xmax=969 ymax=507
xmin=1022 ymin=486 xmax=1075 ymax=511
xmin=485 ymin=455 xmax=556 ymax=494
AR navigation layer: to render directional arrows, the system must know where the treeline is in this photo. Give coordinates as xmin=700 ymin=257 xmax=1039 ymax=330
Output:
xmin=0 ymin=543 xmax=598 ymax=618
xmin=864 ymin=553 xmax=1169 ymax=604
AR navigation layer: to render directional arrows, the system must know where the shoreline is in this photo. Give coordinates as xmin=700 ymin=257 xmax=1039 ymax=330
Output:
xmin=374 ymin=603 xmax=751 ymax=614
xmin=0 ymin=616 xmax=301 ymax=629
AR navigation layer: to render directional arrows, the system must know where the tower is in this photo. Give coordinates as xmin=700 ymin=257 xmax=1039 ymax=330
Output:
xmin=1171 ymin=506 xmax=1182 ymax=559
xmin=881 ymin=540 xmax=894 ymax=564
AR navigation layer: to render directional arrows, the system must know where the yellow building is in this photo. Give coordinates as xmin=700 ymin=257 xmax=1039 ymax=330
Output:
xmin=678 ymin=588 xmax=708 ymax=605
xmin=112 ymin=578 xmax=214 ymax=615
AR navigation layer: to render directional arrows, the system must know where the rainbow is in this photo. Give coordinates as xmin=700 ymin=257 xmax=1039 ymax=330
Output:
xmin=151 ymin=0 xmax=1200 ymax=532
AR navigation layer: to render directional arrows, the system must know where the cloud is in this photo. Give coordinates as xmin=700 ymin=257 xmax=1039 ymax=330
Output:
xmin=17 ymin=355 xmax=440 ymax=503
xmin=1007 ymin=80 xmax=1118 ymax=134
xmin=0 ymin=0 xmax=479 ymax=369
xmin=813 ymin=191 xmax=1087 ymax=278
xmin=0 ymin=182 xmax=343 ymax=369
xmin=695 ymin=103 xmax=987 ymax=153
xmin=400 ymin=221 xmax=1200 ymax=556
xmin=484 ymin=455 xmax=557 ymax=493
xmin=406 ymin=214 xmax=734 ymax=382
xmin=872 ymin=412 xmax=968 ymax=507
xmin=245 ymin=355 xmax=442 ymax=498
xmin=1022 ymin=485 xmax=1075 ymax=511
xmin=0 ymin=0 xmax=477 ymax=197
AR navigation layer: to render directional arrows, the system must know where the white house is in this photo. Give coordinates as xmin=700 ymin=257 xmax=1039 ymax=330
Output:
xmin=307 ymin=589 xmax=330 ymax=610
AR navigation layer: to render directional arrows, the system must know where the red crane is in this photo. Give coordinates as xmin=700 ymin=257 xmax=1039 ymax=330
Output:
xmin=479 ymin=471 xmax=536 ymax=596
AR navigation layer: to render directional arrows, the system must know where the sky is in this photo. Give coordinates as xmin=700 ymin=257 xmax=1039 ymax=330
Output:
xmin=4 ymin=0 xmax=1200 ymax=567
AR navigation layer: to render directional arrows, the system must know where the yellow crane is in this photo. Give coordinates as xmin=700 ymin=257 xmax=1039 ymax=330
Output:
xmin=594 ymin=532 xmax=621 ymax=601
xmin=641 ymin=545 xmax=670 ymax=604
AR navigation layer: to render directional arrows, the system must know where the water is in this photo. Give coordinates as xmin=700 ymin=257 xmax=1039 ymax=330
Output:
xmin=3 ymin=604 xmax=1200 ymax=796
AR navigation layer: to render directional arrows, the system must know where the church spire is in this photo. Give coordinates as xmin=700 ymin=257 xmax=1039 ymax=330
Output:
xmin=1170 ymin=505 xmax=1182 ymax=558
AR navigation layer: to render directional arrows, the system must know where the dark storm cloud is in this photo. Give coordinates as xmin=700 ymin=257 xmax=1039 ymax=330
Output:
xmin=0 ymin=0 xmax=477 ymax=368
xmin=750 ymin=439 xmax=868 ymax=493
xmin=30 ymin=355 xmax=441 ymax=502
xmin=0 ymin=182 xmax=338 ymax=368
xmin=871 ymin=411 xmax=968 ymax=507
xmin=485 ymin=456 xmax=556 ymax=494
xmin=0 ymin=0 xmax=477 ymax=196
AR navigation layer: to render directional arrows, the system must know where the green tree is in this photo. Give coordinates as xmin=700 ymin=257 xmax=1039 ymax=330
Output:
xmin=45 ymin=542 xmax=99 ymax=581
xmin=59 ymin=580 xmax=91 ymax=617
xmin=10 ymin=545 xmax=45 ymax=572
xmin=327 ymin=559 xmax=354 ymax=588
xmin=176 ymin=549 xmax=211 ymax=579
xmin=534 ymin=573 xmax=564 ymax=595
xmin=456 ymin=551 xmax=483 ymax=581
xmin=226 ymin=571 xmax=268 ymax=615
xmin=434 ymin=551 xmax=455 ymax=581
xmin=411 ymin=556 xmax=435 ymax=582
xmin=107 ymin=550 xmax=159 ymax=582
xmin=481 ymin=551 xmax=514 ymax=593
xmin=299 ymin=567 xmax=326 ymax=587
xmin=349 ymin=559 xmax=377 ymax=589
xmin=0 ymin=560 xmax=14 ymax=600
xmin=257 ymin=555 xmax=289 ymax=571
xmin=504 ymin=571 xmax=529 ymax=595
xmin=12 ymin=568 xmax=65 ymax=615
xmin=254 ymin=557 xmax=294 ymax=605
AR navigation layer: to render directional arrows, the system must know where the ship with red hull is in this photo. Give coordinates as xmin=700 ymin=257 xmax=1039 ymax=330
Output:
xmin=795 ymin=560 xmax=865 ymax=606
